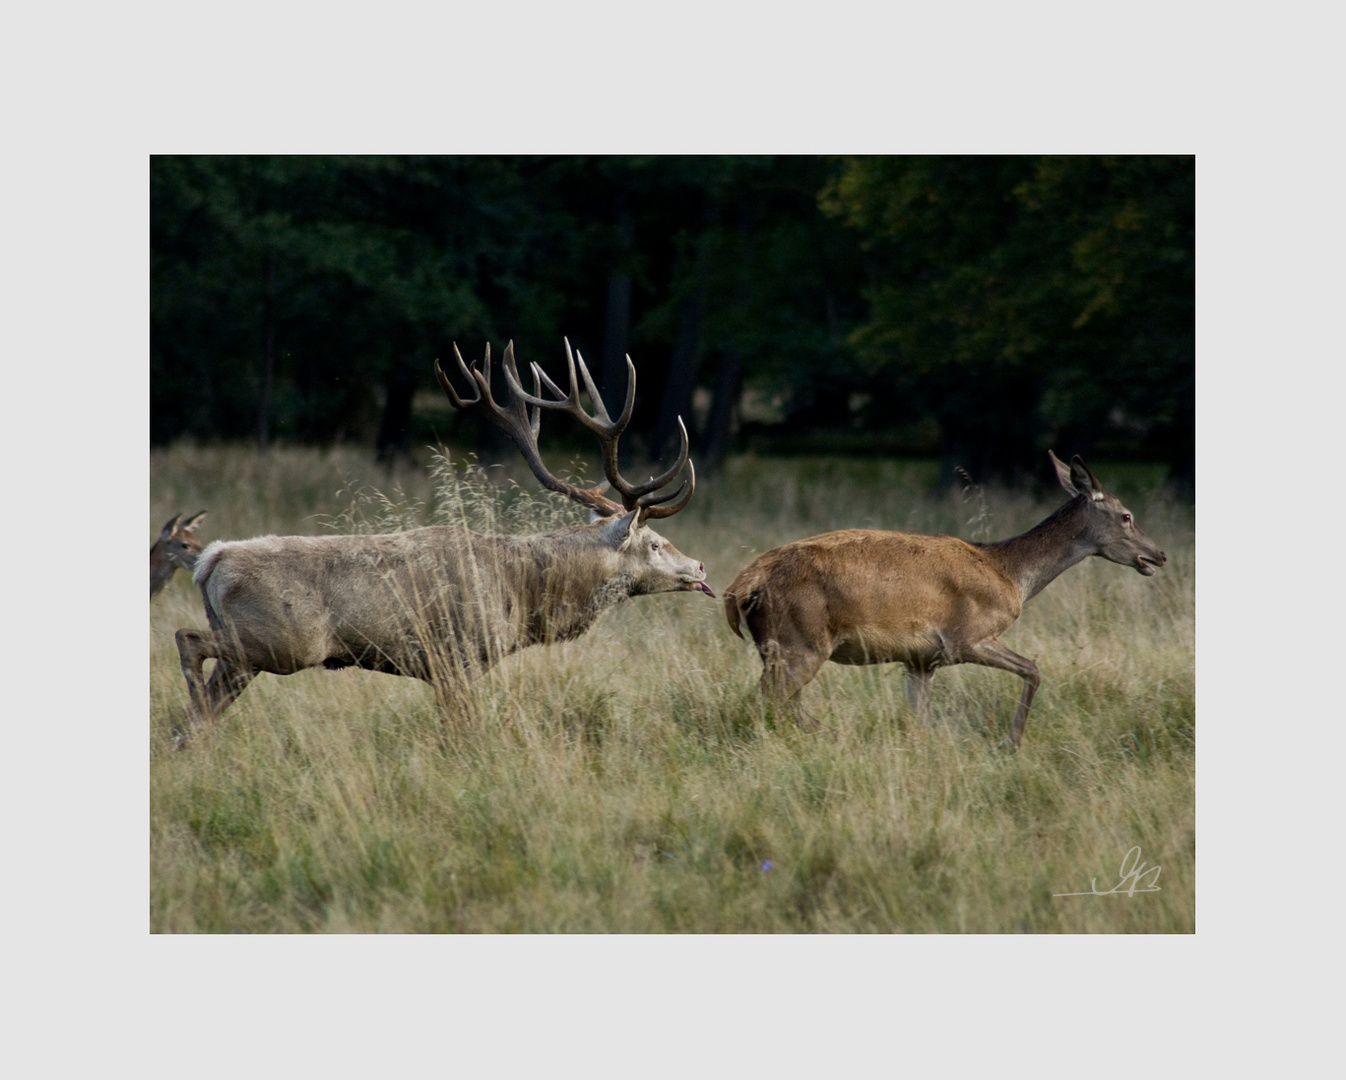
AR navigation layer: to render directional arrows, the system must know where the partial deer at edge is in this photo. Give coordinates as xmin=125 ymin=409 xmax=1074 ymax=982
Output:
xmin=150 ymin=511 xmax=207 ymax=598
xmin=175 ymin=341 xmax=714 ymax=743
xmin=723 ymin=452 xmax=1166 ymax=748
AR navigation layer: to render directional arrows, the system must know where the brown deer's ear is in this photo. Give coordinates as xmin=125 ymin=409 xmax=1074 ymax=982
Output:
xmin=1048 ymin=451 xmax=1078 ymax=496
xmin=160 ymin=513 xmax=183 ymax=540
xmin=180 ymin=511 xmax=207 ymax=532
xmin=1049 ymin=451 xmax=1105 ymax=501
xmin=1069 ymin=456 xmax=1105 ymax=500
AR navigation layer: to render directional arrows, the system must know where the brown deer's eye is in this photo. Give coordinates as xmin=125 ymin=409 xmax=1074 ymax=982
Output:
xmin=1122 ymin=513 xmax=1132 ymax=525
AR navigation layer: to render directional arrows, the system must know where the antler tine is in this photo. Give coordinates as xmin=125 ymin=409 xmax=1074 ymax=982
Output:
xmin=639 ymin=460 xmax=696 ymax=520
xmin=527 ymin=361 xmax=541 ymax=443
xmin=630 ymin=416 xmax=690 ymax=500
xmin=503 ymin=338 xmax=631 ymax=436
xmin=495 ymin=340 xmax=542 ymax=442
xmin=434 ymin=343 xmax=482 ymax=409
xmin=572 ymin=343 xmax=629 ymax=430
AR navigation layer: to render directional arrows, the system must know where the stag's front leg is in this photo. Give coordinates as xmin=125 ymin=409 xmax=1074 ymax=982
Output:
xmin=414 ymin=645 xmax=483 ymax=744
xmin=965 ymin=639 xmax=1041 ymax=750
xmin=176 ymin=628 xmax=213 ymax=729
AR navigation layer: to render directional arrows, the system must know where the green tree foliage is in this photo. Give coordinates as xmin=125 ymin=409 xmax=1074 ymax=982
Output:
xmin=152 ymin=156 xmax=592 ymax=451
xmin=821 ymin=155 xmax=1194 ymax=486
xmin=152 ymin=156 xmax=1192 ymax=487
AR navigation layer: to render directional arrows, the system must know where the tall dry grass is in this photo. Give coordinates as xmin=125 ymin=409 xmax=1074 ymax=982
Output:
xmin=150 ymin=443 xmax=1194 ymax=932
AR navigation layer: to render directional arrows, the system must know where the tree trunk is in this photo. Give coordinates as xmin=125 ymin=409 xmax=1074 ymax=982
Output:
xmin=699 ymin=346 xmax=742 ymax=476
xmin=257 ymin=254 xmax=275 ymax=454
xmin=654 ymin=291 xmax=705 ymax=461
xmin=376 ymin=360 xmax=419 ymax=465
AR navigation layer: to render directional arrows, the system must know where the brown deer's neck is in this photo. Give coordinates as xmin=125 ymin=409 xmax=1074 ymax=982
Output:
xmin=977 ymin=495 xmax=1093 ymax=603
xmin=150 ymin=546 xmax=176 ymax=597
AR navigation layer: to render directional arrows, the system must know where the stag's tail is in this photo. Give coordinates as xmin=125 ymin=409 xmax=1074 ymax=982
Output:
xmin=191 ymin=540 xmax=225 ymax=588
xmin=191 ymin=541 xmax=229 ymax=628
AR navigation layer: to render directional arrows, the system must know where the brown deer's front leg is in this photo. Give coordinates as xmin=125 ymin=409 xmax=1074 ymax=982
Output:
xmin=964 ymin=639 xmax=1041 ymax=749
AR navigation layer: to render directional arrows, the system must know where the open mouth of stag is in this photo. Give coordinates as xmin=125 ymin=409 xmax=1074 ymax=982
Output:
xmin=687 ymin=580 xmax=716 ymax=597
xmin=1136 ymin=557 xmax=1161 ymax=576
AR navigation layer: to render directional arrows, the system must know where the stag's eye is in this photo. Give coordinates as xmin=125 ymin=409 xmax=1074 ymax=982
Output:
xmin=1121 ymin=513 xmax=1133 ymax=526
xmin=650 ymin=541 xmax=660 ymax=552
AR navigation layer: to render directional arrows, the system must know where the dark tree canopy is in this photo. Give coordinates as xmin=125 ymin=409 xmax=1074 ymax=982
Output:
xmin=151 ymin=155 xmax=1193 ymax=489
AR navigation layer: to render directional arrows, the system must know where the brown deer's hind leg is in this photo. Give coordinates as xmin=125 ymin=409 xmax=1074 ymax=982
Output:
xmin=964 ymin=639 xmax=1041 ymax=749
xmin=904 ymin=666 xmax=936 ymax=724
xmin=756 ymin=638 xmax=829 ymax=732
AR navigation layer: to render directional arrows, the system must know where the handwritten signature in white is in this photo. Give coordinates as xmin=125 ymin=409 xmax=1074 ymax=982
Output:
xmin=1054 ymin=846 xmax=1161 ymax=897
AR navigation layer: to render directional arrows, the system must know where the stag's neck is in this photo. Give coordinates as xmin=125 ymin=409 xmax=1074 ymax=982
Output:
xmin=540 ymin=572 xmax=636 ymax=643
xmin=503 ymin=528 xmax=635 ymax=645
xmin=976 ymin=495 xmax=1094 ymax=603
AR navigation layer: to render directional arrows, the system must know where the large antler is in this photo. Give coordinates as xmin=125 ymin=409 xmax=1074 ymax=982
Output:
xmin=435 ymin=343 xmax=622 ymax=518
xmin=435 ymin=341 xmax=696 ymax=522
xmin=503 ymin=339 xmax=694 ymax=521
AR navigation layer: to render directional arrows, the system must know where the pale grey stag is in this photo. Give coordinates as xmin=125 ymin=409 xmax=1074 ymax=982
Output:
xmin=150 ymin=511 xmax=207 ymax=598
xmin=724 ymin=452 xmax=1166 ymax=748
xmin=176 ymin=341 xmax=713 ymax=740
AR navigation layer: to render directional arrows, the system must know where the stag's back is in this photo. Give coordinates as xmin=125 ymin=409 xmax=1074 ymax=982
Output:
xmin=194 ymin=528 xmax=528 ymax=673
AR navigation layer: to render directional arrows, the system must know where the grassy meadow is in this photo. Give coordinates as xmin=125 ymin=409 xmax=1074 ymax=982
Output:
xmin=150 ymin=443 xmax=1194 ymax=933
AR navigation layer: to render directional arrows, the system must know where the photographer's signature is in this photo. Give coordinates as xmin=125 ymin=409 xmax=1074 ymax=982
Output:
xmin=1054 ymin=846 xmax=1161 ymax=897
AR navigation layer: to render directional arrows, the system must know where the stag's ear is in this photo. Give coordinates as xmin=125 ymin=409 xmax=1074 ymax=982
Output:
xmin=597 ymin=508 xmax=640 ymax=548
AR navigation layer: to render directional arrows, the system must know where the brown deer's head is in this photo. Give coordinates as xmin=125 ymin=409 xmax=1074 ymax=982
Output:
xmin=1049 ymin=451 xmax=1166 ymax=576
xmin=151 ymin=511 xmax=208 ymax=597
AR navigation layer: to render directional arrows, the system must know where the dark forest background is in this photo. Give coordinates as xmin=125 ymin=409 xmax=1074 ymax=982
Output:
xmin=151 ymin=155 xmax=1193 ymax=491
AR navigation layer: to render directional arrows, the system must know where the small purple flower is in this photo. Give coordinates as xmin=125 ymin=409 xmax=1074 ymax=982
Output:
xmin=760 ymin=860 xmax=773 ymax=872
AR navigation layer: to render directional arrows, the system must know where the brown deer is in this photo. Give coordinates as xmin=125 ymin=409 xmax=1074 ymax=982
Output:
xmin=150 ymin=511 xmax=207 ymax=598
xmin=723 ymin=452 xmax=1166 ymax=748
xmin=175 ymin=341 xmax=713 ymax=740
